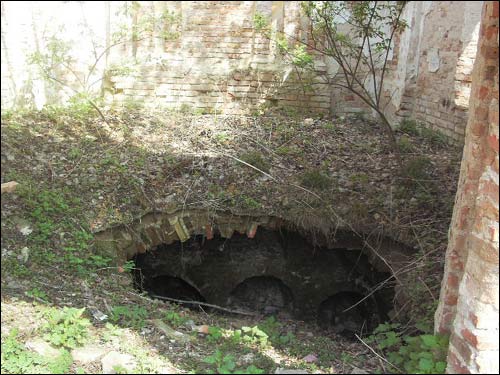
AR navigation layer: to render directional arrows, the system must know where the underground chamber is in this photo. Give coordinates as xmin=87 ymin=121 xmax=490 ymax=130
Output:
xmin=131 ymin=224 xmax=401 ymax=335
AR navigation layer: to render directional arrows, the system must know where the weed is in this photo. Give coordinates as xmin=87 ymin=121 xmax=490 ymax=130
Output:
xmin=402 ymin=156 xmax=433 ymax=182
xmin=42 ymin=307 xmax=91 ymax=349
xmin=288 ymin=336 xmax=337 ymax=367
xmin=112 ymin=364 xmax=129 ymax=374
xmin=110 ymin=305 xmax=148 ymax=329
xmin=349 ymin=173 xmax=370 ymax=186
xmin=25 ymin=287 xmax=49 ymax=302
xmin=399 ymin=119 xmax=419 ymax=136
xmin=214 ymin=132 xmax=231 ymax=144
xmin=239 ymin=325 xmax=269 ymax=347
xmin=206 ymin=326 xmax=224 ymax=344
xmin=68 ymin=147 xmax=83 ymax=159
xmin=179 ymin=103 xmax=194 ymax=114
xmin=2 ymin=259 xmax=30 ymax=278
xmin=203 ymin=349 xmax=265 ymax=374
xmin=1 ymin=108 xmax=15 ymax=121
xmin=239 ymin=151 xmax=270 ymax=174
xmin=276 ymin=146 xmax=294 ymax=156
xmin=399 ymin=119 xmax=449 ymax=147
xmin=366 ymin=323 xmax=449 ymax=374
xmin=420 ymin=127 xmax=448 ymax=146
xmin=300 ymin=169 xmax=331 ymax=190
xmin=257 ymin=316 xmax=294 ymax=347
xmin=324 ymin=122 xmax=337 ymax=132
xmin=397 ymin=136 xmax=414 ymax=153
xmin=239 ymin=195 xmax=262 ymax=209
xmin=164 ymin=311 xmax=187 ymax=328
xmin=204 ymin=350 xmax=236 ymax=374
xmin=1 ymin=329 xmax=73 ymax=374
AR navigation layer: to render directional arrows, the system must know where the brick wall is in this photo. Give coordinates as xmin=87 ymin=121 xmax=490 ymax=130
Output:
xmin=0 ymin=1 xmax=487 ymax=143
xmin=434 ymin=1 xmax=499 ymax=373
xmin=391 ymin=1 xmax=484 ymax=144
xmin=106 ymin=1 xmax=332 ymax=114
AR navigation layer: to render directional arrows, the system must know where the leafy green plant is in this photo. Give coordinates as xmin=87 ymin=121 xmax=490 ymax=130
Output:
xmin=257 ymin=316 xmax=295 ymax=347
xmin=214 ymin=132 xmax=231 ymax=144
xmin=206 ymin=326 xmax=224 ymax=344
xmin=42 ymin=307 xmax=91 ymax=349
xmin=1 ymin=329 xmax=73 ymax=374
xmin=203 ymin=349 xmax=264 ymax=374
xmin=109 ymin=305 xmax=148 ymax=329
xmin=366 ymin=323 xmax=449 ymax=374
xmin=121 ymin=260 xmax=136 ymax=273
xmin=239 ymin=326 xmax=269 ymax=347
xmin=204 ymin=350 xmax=236 ymax=374
xmin=25 ymin=287 xmax=49 ymax=302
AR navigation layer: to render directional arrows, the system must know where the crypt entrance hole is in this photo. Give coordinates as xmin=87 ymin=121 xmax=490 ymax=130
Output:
xmin=130 ymin=224 xmax=406 ymax=334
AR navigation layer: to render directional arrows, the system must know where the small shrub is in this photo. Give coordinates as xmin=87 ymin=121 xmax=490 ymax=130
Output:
xmin=300 ymin=170 xmax=331 ymax=190
xmin=42 ymin=307 xmax=91 ymax=349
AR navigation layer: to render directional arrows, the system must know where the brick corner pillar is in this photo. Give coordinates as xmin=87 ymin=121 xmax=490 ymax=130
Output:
xmin=434 ymin=1 xmax=499 ymax=374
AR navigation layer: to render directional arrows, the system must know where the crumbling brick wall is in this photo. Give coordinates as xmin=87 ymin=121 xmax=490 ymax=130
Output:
xmin=0 ymin=1 xmax=487 ymax=143
xmin=107 ymin=1 xmax=332 ymax=114
xmin=390 ymin=1 xmax=484 ymax=144
xmin=434 ymin=1 xmax=499 ymax=373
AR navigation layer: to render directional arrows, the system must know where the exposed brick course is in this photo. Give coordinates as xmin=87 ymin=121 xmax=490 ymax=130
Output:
xmin=435 ymin=2 xmax=499 ymax=373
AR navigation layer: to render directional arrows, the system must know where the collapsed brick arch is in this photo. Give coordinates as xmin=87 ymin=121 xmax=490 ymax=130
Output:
xmin=95 ymin=211 xmax=412 ymax=329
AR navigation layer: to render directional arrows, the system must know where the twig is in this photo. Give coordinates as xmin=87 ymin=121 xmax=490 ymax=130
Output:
xmin=222 ymin=152 xmax=277 ymax=181
xmin=149 ymin=294 xmax=258 ymax=316
xmin=355 ymin=333 xmax=401 ymax=373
